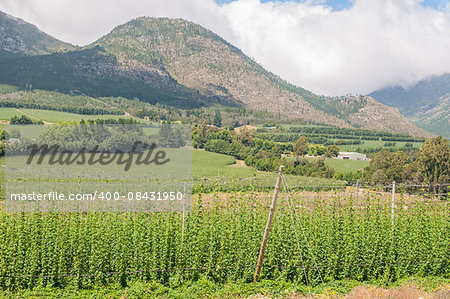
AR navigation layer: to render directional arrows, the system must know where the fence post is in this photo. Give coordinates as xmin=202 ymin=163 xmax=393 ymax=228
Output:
xmin=391 ymin=181 xmax=396 ymax=232
xmin=254 ymin=165 xmax=284 ymax=283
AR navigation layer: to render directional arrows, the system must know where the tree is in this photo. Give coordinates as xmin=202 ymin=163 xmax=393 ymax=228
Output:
xmin=234 ymin=127 xmax=254 ymax=147
xmin=213 ymin=109 xmax=222 ymax=127
xmin=417 ymin=137 xmax=450 ymax=187
xmin=192 ymin=120 xmax=213 ymax=148
xmin=158 ymin=123 xmax=176 ymax=148
xmin=325 ymin=144 xmax=339 ymax=157
xmin=294 ymin=136 xmax=308 ymax=158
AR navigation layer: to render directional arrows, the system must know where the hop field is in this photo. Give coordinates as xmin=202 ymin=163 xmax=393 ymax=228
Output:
xmin=0 ymin=190 xmax=447 ymax=292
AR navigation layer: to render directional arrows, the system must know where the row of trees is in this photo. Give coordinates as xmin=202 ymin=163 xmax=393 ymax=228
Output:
xmin=354 ymin=136 xmax=449 ymax=186
xmin=0 ymin=101 xmax=121 ymax=116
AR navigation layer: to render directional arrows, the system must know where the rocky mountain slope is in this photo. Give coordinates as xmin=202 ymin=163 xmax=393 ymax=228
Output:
xmin=369 ymin=73 xmax=450 ymax=137
xmin=0 ymin=11 xmax=75 ymax=56
xmin=0 ymin=12 xmax=432 ymax=137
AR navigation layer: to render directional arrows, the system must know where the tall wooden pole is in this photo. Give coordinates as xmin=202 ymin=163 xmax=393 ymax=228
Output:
xmin=254 ymin=165 xmax=284 ymax=283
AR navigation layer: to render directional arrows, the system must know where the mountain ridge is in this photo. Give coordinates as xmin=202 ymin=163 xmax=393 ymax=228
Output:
xmin=0 ymin=10 xmax=76 ymax=56
xmin=0 ymin=12 xmax=433 ymax=137
xmin=369 ymin=73 xmax=450 ymax=137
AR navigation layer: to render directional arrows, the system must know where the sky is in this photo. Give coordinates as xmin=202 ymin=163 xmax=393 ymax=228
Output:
xmin=0 ymin=0 xmax=449 ymax=96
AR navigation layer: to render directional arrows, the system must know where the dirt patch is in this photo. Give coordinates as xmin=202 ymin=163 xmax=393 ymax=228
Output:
xmin=253 ymin=283 xmax=450 ymax=298
xmin=345 ymin=284 xmax=449 ymax=299
xmin=234 ymin=125 xmax=257 ymax=132
xmin=229 ymin=160 xmax=247 ymax=168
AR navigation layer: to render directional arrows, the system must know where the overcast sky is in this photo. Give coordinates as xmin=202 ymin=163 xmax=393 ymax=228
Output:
xmin=0 ymin=0 xmax=449 ymax=95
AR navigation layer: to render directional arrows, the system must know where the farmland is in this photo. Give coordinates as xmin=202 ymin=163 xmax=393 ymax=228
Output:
xmin=287 ymin=156 xmax=370 ymax=173
xmin=0 ymin=108 xmax=145 ymax=124
xmin=0 ymin=117 xmax=448 ymax=298
xmin=192 ymin=150 xmax=343 ymax=191
xmin=0 ymin=189 xmax=448 ymax=297
xmin=0 ymin=108 xmax=24 ymax=121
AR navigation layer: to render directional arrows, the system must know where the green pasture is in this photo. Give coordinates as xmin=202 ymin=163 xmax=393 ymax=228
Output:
xmin=20 ymin=109 xmax=136 ymax=123
xmin=285 ymin=156 xmax=369 ymax=173
xmin=0 ymin=108 xmax=24 ymax=120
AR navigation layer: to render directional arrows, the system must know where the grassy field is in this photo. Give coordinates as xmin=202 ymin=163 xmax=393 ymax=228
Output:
xmin=305 ymin=157 xmax=369 ymax=172
xmin=20 ymin=109 xmax=135 ymax=123
xmin=0 ymin=108 xmax=25 ymax=121
xmin=286 ymin=156 xmax=369 ymax=173
xmin=0 ymin=108 xmax=152 ymax=124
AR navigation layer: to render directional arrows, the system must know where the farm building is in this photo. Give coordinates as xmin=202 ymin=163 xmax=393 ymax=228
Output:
xmin=337 ymin=152 xmax=367 ymax=160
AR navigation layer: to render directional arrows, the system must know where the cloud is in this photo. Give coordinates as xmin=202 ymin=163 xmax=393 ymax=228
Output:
xmin=0 ymin=0 xmax=450 ymax=95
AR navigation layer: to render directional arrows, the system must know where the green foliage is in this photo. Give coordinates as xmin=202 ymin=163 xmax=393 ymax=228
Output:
xmin=10 ymin=115 xmax=42 ymax=125
xmin=362 ymin=137 xmax=450 ymax=186
xmin=307 ymin=144 xmax=327 ymax=156
xmin=0 ymin=47 xmax=210 ymax=109
xmin=0 ymin=193 xmax=447 ymax=291
xmin=325 ymin=145 xmax=339 ymax=158
xmin=213 ymin=109 xmax=222 ymax=127
xmin=158 ymin=123 xmax=185 ymax=148
xmin=364 ymin=150 xmax=415 ymax=184
xmin=417 ymin=136 xmax=450 ymax=185
xmin=293 ymin=136 xmax=308 ymax=156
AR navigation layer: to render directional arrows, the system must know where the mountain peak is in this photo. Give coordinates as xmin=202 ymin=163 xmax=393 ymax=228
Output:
xmin=0 ymin=12 xmax=432 ymax=137
xmin=0 ymin=10 xmax=76 ymax=56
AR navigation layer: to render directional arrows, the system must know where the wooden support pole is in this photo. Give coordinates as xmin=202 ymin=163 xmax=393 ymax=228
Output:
xmin=254 ymin=165 xmax=284 ymax=283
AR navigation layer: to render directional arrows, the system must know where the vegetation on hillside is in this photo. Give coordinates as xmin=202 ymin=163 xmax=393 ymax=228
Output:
xmin=0 ymin=11 xmax=431 ymax=136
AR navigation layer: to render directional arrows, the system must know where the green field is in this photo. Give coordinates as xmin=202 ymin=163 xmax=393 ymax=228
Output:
xmin=304 ymin=157 xmax=369 ymax=172
xmin=20 ymin=109 xmax=135 ymax=123
xmin=286 ymin=156 xmax=369 ymax=173
xmin=0 ymin=108 xmax=151 ymax=124
xmin=0 ymin=108 xmax=25 ymax=120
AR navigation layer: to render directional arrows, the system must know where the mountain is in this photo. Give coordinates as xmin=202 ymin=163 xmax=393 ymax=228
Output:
xmin=369 ymin=74 xmax=450 ymax=137
xmin=0 ymin=12 xmax=431 ymax=137
xmin=0 ymin=11 xmax=76 ymax=57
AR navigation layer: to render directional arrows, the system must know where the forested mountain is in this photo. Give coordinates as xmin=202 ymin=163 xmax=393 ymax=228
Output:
xmin=369 ymin=73 xmax=450 ymax=137
xmin=0 ymin=11 xmax=432 ymax=137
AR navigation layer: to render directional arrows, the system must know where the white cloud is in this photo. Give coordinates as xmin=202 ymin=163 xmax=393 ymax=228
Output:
xmin=0 ymin=0 xmax=449 ymax=95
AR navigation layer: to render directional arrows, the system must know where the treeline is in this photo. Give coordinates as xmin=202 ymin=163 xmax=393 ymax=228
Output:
xmin=192 ymin=122 xmax=335 ymax=178
xmin=255 ymin=131 xmax=425 ymax=144
xmin=254 ymin=132 xmax=365 ymax=146
xmin=340 ymin=137 xmax=449 ymax=189
xmin=0 ymin=101 xmax=122 ymax=115
xmin=287 ymin=125 xmax=424 ymax=140
xmin=354 ymin=145 xmax=417 ymax=154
